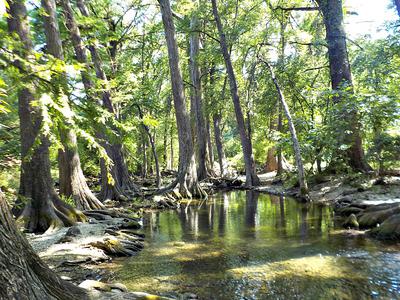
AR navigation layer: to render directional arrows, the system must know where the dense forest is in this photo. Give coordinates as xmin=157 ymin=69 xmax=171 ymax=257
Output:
xmin=0 ymin=0 xmax=400 ymax=299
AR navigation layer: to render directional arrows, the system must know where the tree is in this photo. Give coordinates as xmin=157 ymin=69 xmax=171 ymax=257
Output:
xmin=211 ymin=0 xmax=260 ymax=187
xmin=7 ymin=0 xmax=85 ymax=232
xmin=158 ymin=0 xmax=205 ymax=198
xmin=63 ymin=0 xmax=138 ymax=201
xmin=0 ymin=190 xmax=88 ymax=300
xmin=189 ymin=1 xmax=208 ymax=180
xmin=75 ymin=0 xmax=139 ymax=201
xmin=317 ymin=0 xmax=370 ymax=172
xmin=265 ymin=62 xmax=309 ymax=198
xmin=41 ymin=0 xmax=104 ymax=210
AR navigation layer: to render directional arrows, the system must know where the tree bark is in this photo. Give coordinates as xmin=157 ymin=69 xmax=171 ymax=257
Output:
xmin=0 ymin=191 xmax=89 ymax=300
xmin=211 ymin=0 xmax=260 ymax=187
xmin=265 ymin=62 xmax=309 ymax=198
xmin=137 ymin=105 xmax=161 ymax=188
xmin=43 ymin=0 xmax=104 ymax=210
xmin=213 ymin=112 xmax=227 ymax=177
xmin=189 ymin=5 xmax=208 ymax=180
xmin=210 ymin=67 xmax=227 ymax=177
xmin=205 ymin=115 xmax=215 ymax=170
xmin=163 ymin=96 xmax=172 ymax=169
xmin=8 ymin=0 xmax=85 ymax=232
xmin=158 ymin=0 xmax=205 ymax=198
xmin=277 ymin=102 xmax=283 ymax=176
xmin=317 ymin=0 xmax=370 ymax=172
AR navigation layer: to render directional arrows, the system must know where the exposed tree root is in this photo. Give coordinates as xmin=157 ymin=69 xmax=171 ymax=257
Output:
xmin=72 ymin=189 xmax=104 ymax=211
xmin=89 ymin=230 xmax=144 ymax=256
xmin=178 ymin=182 xmax=207 ymax=200
xmin=17 ymin=194 xmax=86 ymax=233
xmin=99 ymin=177 xmax=131 ymax=202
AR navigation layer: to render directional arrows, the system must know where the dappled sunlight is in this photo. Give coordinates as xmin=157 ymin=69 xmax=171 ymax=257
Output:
xmin=227 ymin=255 xmax=356 ymax=280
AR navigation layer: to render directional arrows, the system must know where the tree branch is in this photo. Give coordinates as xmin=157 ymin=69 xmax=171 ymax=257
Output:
xmin=275 ymin=6 xmax=319 ymax=12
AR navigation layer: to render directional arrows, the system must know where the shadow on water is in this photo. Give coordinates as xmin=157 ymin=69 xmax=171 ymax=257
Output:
xmin=115 ymin=191 xmax=400 ymax=299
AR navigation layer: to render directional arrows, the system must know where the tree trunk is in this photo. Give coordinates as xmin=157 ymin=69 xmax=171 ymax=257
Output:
xmin=266 ymin=114 xmax=278 ymax=172
xmin=213 ymin=112 xmax=227 ymax=177
xmin=189 ymin=6 xmax=208 ymax=181
xmin=137 ymin=106 xmax=161 ymax=188
xmin=8 ymin=0 xmax=85 ymax=233
xmin=266 ymin=62 xmax=309 ymax=198
xmin=205 ymin=115 xmax=215 ymax=171
xmin=170 ymin=124 xmax=174 ymax=170
xmin=42 ymin=0 xmax=103 ymax=210
xmin=158 ymin=0 xmax=205 ymax=198
xmin=317 ymin=0 xmax=370 ymax=172
xmin=141 ymin=131 xmax=148 ymax=179
xmin=266 ymin=150 xmax=278 ymax=172
xmin=211 ymin=0 xmax=260 ymax=187
xmin=277 ymin=101 xmax=283 ymax=176
xmin=163 ymin=96 xmax=172 ymax=169
xmin=0 ymin=191 xmax=89 ymax=300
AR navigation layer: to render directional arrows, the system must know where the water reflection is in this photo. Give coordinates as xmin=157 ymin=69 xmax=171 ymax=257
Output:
xmin=117 ymin=192 xmax=400 ymax=299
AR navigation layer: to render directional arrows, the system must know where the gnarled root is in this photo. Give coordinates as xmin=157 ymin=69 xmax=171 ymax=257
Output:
xmin=89 ymin=236 xmax=143 ymax=256
xmin=73 ymin=190 xmax=104 ymax=211
xmin=17 ymin=194 xmax=86 ymax=233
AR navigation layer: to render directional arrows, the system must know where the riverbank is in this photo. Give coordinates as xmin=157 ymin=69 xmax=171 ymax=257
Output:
xmin=281 ymin=173 xmax=400 ymax=239
xmin=26 ymin=206 xmax=177 ymax=299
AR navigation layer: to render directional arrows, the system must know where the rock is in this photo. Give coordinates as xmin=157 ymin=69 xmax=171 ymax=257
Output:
xmin=271 ymin=178 xmax=283 ymax=185
xmin=66 ymin=225 xmax=81 ymax=237
xmin=336 ymin=206 xmax=363 ymax=216
xmin=60 ymin=275 xmax=72 ymax=281
xmin=342 ymin=214 xmax=359 ymax=229
xmin=371 ymin=213 xmax=400 ymax=240
xmin=109 ymin=283 xmax=128 ymax=292
xmin=337 ymin=196 xmax=352 ymax=204
xmin=79 ymin=280 xmax=112 ymax=292
xmin=57 ymin=236 xmax=73 ymax=243
xmin=358 ymin=205 xmax=400 ymax=228
xmin=84 ymin=211 xmax=113 ymax=221
xmin=373 ymin=177 xmax=388 ymax=186
xmin=118 ymin=195 xmax=129 ymax=202
xmin=342 ymin=189 xmax=358 ymax=196
xmin=182 ymin=292 xmax=198 ymax=299
xmin=120 ymin=220 xmax=141 ymax=230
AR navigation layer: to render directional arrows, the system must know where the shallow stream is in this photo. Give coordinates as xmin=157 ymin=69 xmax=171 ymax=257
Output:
xmin=115 ymin=191 xmax=400 ymax=299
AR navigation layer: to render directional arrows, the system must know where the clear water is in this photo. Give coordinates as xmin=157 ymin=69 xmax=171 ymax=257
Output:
xmin=115 ymin=191 xmax=400 ymax=299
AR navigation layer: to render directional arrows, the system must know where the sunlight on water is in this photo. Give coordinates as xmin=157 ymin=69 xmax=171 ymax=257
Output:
xmin=114 ymin=191 xmax=400 ymax=299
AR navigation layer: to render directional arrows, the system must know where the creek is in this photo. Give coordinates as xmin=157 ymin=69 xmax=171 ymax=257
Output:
xmin=115 ymin=191 xmax=400 ymax=299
